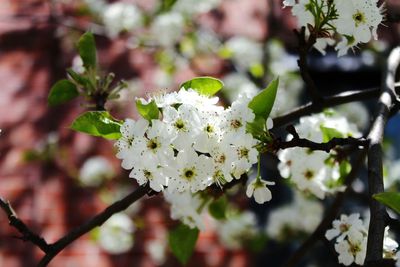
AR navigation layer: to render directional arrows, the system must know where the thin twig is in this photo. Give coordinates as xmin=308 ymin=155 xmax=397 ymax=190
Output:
xmin=275 ymin=125 xmax=369 ymax=152
xmin=296 ymin=27 xmax=323 ymax=104
xmin=283 ymin=149 xmax=368 ymax=267
xmin=365 ymin=47 xmax=400 ymax=264
xmin=272 ymin=87 xmax=381 ymax=129
xmin=36 ymin=184 xmax=151 ymax=266
xmin=0 ymin=197 xmax=50 ymax=253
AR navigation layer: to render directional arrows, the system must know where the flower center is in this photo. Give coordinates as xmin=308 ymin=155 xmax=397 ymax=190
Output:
xmin=174 ymin=119 xmax=186 ymax=131
xmin=353 ymin=11 xmax=365 ymax=26
xmin=349 ymin=242 xmax=361 ymax=255
xmin=239 ymin=147 xmax=249 ymax=159
xmin=231 ymin=119 xmax=242 ymax=129
xmin=143 ymin=170 xmax=152 ymax=180
xmin=182 ymin=168 xmax=196 ymax=181
xmin=147 ymin=138 xmax=160 ymax=152
xmin=339 ymin=223 xmax=349 ymax=233
xmin=304 ymin=169 xmax=314 ymax=180
xmin=216 ymin=154 xmax=226 ymax=164
xmin=206 ymin=124 xmax=214 ymax=133
xmin=213 ymin=170 xmax=226 ymax=186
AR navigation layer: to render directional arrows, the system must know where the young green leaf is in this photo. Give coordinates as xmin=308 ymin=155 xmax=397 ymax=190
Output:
xmin=180 ymin=77 xmax=224 ymax=96
xmin=135 ymin=99 xmax=159 ymax=120
xmin=67 ymin=69 xmax=90 ymax=87
xmin=247 ymin=233 xmax=268 ymax=252
xmin=168 ymin=224 xmax=199 ymax=265
xmin=248 ymin=78 xmax=279 ymax=119
xmin=320 ymin=126 xmax=344 ymax=142
xmin=70 ymin=111 xmax=122 ymax=140
xmin=208 ymin=196 xmax=228 ymax=220
xmin=78 ymin=32 xmax=97 ymax=69
xmin=373 ymin=192 xmax=400 ymax=214
xmin=156 ymin=0 xmax=178 ymax=13
xmin=48 ymin=79 xmax=79 ymax=106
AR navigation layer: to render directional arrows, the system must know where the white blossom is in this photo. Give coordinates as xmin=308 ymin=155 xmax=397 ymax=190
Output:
xmin=225 ymin=37 xmax=263 ymax=70
xmin=164 ymin=190 xmax=206 ymax=230
xmin=325 ymin=213 xmax=367 ymax=242
xmin=98 ymin=213 xmax=135 ymax=254
xmin=79 ymin=156 xmax=115 ymax=187
xmin=334 ymin=229 xmax=367 ymax=266
xmin=246 ymin=178 xmax=275 ymax=204
xmin=334 ymin=0 xmax=383 ymax=43
xmin=166 ymin=147 xmax=213 ymax=193
xmin=146 ymin=238 xmax=167 ymax=265
xmin=151 ymin=12 xmax=185 ymax=47
xmin=222 ymin=73 xmax=259 ymax=103
xmin=115 ymin=118 xmax=149 ymax=169
xmin=216 ymin=211 xmax=258 ymax=250
xmin=266 ymin=192 xmax=323 ymax=240
xmin=103 ymin=2 xmax=143 ymax=38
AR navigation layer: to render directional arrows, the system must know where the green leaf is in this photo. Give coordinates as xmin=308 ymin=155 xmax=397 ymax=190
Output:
xmin=339 ymin=160 xmax=351 ymax=182
xmin=136 ymin=99 xmax=159 ymax=121
xmin=248 ymin=78 xmax=279 ymax=120
xmin=373 ymin=192 xmax=400 ymax=214
xmin=157 ymin=0 xmax=178 ymax=13
xmin=208 ymin=196 xmax=228 ymax=220
xmin=249 ymin=63 xmax=264 ymax=78
xmin=67 ymin=69 xmax=90 ymax=86
xmin=320 ymin=126 xmax=344 ymax=142
xmin=168 ymin=224 xmax=199 ymax=265
xmin=78 ymin=32 xmax=97 ymax=69
xmin=48 ymin=79 xmax=79 ymax=106
xmin=180 ymin=77 xmax=224 ymax=96
xmin=70 ymin=111 xmax=122 ymax=140
xmin=247 ymin=233 xmax=268 ymax=252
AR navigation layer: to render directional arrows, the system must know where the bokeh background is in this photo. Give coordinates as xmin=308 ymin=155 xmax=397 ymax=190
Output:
xmin=1 ymin=0 xmax=400 ymax=266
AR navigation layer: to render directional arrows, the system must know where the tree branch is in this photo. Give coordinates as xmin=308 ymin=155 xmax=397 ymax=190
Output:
xmin=0 ymin=197 xmax=51 ymax=253
xmin=365 ymin=47 xmax=400 ymax=264
xmin=272 ymin=87 xmax=380 ymax=129
xmin=37 ymin=184 xmax=151 ymax=266
xmin=274 ymin=125 xmax=368 ymax=153
xmin=296 ymin=27 xmax=323 ymax=104
xmin=283 ymin=149 xmax=368 ymax=267
xmin=0 ymin=184 xmax=152 ymax=267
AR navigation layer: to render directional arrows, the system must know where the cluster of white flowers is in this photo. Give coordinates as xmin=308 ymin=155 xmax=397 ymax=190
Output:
xmin=277 ymin=112 xmax=361 ymax=199
xmin=284 ymin=0 xmax=384 ymax=56
xmin=115 ymin=88 xmax=274 ymax=217
xmin=326 ymin=213 xmax=398 ymax=266
xmin=266 ymin=192 xmax=323 ymax=240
